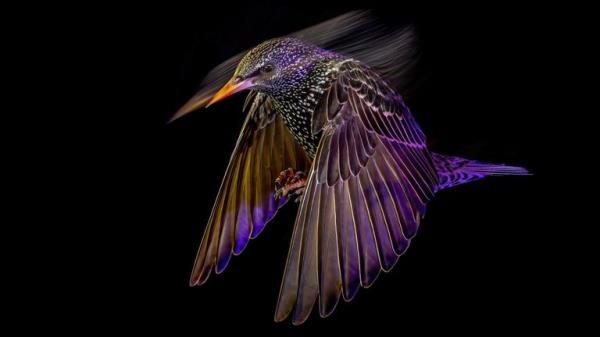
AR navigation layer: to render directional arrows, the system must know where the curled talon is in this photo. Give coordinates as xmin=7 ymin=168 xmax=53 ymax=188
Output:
xmin=274 ymin=168 xmax=307 ymax=200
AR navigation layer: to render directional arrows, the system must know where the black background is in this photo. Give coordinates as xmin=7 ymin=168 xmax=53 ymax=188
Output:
xmin=55 ymin=1 xmax=567 ymax=334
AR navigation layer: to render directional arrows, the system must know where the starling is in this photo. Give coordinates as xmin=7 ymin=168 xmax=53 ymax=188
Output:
xmin=171 ymin=12 xmax=529 ymax=325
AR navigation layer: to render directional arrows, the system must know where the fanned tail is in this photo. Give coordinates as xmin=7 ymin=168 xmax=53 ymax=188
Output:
xmin=432 ymin=153 xmax=530 ymax=191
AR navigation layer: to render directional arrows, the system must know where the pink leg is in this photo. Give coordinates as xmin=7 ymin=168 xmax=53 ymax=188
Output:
xmin=274 ymin=168 xmax=307 ymax=202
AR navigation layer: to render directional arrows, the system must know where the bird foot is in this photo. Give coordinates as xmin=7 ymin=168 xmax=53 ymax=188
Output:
xmin=274 ymin=168 xmax=307 ymax=202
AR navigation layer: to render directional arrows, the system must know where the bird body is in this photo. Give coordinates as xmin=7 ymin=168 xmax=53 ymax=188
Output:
xmin=172 ymin=14 xmax=529 ymax=325
xmin=239 ymin=38 xmax=343 ymax=157
xmin=269 ymin=55 xmax=337 ymax=157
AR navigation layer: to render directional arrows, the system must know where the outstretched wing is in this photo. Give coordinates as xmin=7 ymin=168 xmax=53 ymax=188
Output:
xmin=275 ymin=61 xmax=439 ymax=324
xmin=190 ymin=91 xmax=311 ymax=286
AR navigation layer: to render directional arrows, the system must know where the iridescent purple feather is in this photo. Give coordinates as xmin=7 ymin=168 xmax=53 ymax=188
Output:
xmin=432 ymin=153 xmax=530 ymax=190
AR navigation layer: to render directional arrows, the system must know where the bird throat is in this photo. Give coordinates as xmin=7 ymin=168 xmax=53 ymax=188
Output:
xmin=270 ymin=59 xmax=342 ymax=159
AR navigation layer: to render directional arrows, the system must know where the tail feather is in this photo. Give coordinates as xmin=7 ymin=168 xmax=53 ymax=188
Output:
xmin=432 ymin=153 xmax=530 ymax=190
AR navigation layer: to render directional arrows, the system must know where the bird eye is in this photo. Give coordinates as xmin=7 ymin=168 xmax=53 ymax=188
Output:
xmin=261 ymin=64 xmax=274 ymax=73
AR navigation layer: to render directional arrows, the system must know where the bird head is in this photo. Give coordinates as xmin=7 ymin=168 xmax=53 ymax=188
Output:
xmin=207 ymin=37 xmax=333 ymax=106
xmin=170 ymin=37 xmax=336 ymax=122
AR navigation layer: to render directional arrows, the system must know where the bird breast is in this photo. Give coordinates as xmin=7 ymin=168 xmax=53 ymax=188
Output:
xmin=273 ymin=59 xmax=342 ymax=158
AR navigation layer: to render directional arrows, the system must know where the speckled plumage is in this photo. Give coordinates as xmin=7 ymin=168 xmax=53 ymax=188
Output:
xmin=272 ymin=57 xmax=339 ymax=157
xmin=234 ymin=38 xmax=343 ymax=157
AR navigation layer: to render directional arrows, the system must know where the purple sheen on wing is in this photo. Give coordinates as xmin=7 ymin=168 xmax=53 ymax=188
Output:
xmin=216 ymin=247 xmax=232 ymax=274
xmin=250 ymin=195 xmax=286 ymax=238
xmin=348 ymin=179 xmax=380 ymax=286
xmin=369 ymin=171 xmax=409 ymax=256
xmin=334 ymin=183 xmax=360 ymax=302
xmin=233 ymin=204 xmax=251 ymax=255
xmin=432 ymin=153 xmax=530 ymax=190
xmin=251 ymin=202 xmax=266 ymax=234
xmin=359 ymin=173 xmax=397 ymax=270
xmin=385 ymin=175 xmax=419 ymax=239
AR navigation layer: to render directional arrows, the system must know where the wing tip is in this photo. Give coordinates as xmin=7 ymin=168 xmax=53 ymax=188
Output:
xmin=189 ymin=271 xmax=209 ymax=287
xmin=273 ymin=313 xmax=287 ymax=324
xmin=215 ymin=255 xmax=231 ymax=274
xmin=291 ymin=315 xmax=310 ymax=326
xmin=341 ymin=294 xmax=356 ymax=303
xmin=360 ymin=269 xmax=382 ymax=289
xmin=318 ymin=297 xmax=341 ymax=319
xmin=232 ymin=238 xmax=250 ymax=256
xmin=273 ymin=305 xmax=292 ymax=324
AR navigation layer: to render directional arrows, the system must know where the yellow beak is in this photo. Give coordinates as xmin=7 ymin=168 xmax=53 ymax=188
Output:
xmin=206 ymin=78 xmax=252 ymax=107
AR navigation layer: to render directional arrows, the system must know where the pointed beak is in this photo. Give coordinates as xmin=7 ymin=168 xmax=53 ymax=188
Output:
xmin=168 ymin=77 xmax=254 ymax=123
xmin=206 ymin=78 xmax=253 ymax=107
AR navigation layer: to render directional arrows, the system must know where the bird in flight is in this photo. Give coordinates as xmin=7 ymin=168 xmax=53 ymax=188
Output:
xmin=170 ymin=11 xmax=529 ymax=325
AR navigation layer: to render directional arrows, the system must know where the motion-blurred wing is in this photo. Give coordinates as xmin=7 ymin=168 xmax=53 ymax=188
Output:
xmin=170 ymin=11 xmax=418 ymax=123
xmin=190 ymin=91 xmax=311 ymax=286
xmin=275 ymin=61 xmax=438 ymax=324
